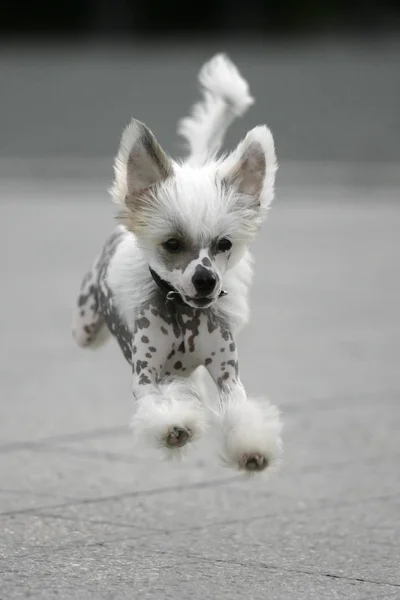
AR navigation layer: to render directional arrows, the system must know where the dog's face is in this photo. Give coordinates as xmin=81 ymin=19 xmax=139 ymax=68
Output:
xmin=115 ymin=120 xmax=277 ymax=309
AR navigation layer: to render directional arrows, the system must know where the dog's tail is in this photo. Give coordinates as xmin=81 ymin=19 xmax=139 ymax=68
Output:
xmin=178 ymin=54 xmax=254 ymax=166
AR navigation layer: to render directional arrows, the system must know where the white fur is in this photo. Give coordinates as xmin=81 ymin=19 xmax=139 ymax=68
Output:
xmin=130 ymin=379 xmax=207 ymax=459
xmin=106 ymin=227 xmax=157 ymax=331
xmin=178 ymin=53 xmax=254 ymax=166
xmin=219 ymin=387 xmax=283 ymax=471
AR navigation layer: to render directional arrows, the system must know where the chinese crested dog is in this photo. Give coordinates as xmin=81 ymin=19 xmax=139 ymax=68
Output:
xmin=73 ymin=54 xmax=282 ymax=473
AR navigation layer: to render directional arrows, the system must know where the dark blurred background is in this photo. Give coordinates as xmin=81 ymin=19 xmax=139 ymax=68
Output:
xmin=1 ymin=0 xmax=400 ymax=37
xmin=0 ymin=0 xmax=399 ymax=180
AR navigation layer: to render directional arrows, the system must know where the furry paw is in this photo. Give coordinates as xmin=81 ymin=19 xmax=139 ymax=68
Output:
xmin=130 ymin=380 xmax=206 ymax=458
xmin=220 ymin=395 xmax=282 ymax=473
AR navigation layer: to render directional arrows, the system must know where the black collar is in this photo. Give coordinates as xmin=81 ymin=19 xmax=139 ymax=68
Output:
xmin=149 ymin=267 xmax=227 ymax=308
xmin=149 ymin=267 xmax=188 ymax=307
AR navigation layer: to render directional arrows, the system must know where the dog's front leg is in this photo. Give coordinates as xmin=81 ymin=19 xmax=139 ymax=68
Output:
xmin=130 ymin=333 xmax=206 ymax=456
xmin=204 ymin=334 xmax=282 ymax=472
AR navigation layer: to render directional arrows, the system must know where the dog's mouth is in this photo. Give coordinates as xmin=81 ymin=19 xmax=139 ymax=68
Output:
xmin=183 ymin=291 xmax=227 ymax=309
xmin=185 ymin=296 xmax=216 ymax=308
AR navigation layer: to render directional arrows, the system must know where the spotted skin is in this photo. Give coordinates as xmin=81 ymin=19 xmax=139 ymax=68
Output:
xmin=125 ymin=295 xmax=235 ymax=399
xmin=73 ymin=229 xmax=125 ymax=347
xmin=73 ymin=262 xmax=102 ymax=346
xmin=97 ymin=230 xmax=133 ymax=363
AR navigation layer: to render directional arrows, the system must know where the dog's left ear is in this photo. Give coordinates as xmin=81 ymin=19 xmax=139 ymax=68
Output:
xmin=219 ymin=125 xmax=277 ymax=210
xmin=111 ymin=118 xmax=173 ymax=207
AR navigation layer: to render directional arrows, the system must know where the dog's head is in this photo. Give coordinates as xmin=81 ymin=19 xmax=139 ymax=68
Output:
xmin=113 ymin=120 xmax=277 ymax=309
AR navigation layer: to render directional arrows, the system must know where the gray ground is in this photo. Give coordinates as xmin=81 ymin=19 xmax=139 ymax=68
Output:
xmin=1 ymin=41 xmax=400 ymax=599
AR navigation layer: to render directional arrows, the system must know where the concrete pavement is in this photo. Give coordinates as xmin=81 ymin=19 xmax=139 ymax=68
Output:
xmin=0 ymin=171 xmax=399 ymax=599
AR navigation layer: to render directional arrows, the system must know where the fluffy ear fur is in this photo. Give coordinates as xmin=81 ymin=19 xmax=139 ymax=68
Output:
xmin=219 ymin=125 xmax=278 ymax=210
xmin=111 ymin=119 xmax=173 ymax=208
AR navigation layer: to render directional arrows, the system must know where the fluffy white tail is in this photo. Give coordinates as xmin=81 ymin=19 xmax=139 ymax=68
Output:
xmin=178 ymin=54 xmax=254 ymax=166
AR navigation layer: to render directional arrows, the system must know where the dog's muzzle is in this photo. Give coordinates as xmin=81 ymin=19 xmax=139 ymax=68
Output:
xmin=149 ymin=267 xmax=227 ymax=309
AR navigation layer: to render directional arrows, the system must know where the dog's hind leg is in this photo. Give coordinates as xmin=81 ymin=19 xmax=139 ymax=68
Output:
xmin=72 ymin=256 xmax=109 ymax=348
xmin=73 ymin=228 xmax=126 ymax=349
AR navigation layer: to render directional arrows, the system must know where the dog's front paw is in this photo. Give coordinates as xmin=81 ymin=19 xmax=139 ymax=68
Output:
xmin=130 ymin=382 xmax=206 ymax=458
xmin=221 ymin=396 xmax=282 ymax=474
xmin=164 ymin=426 xmax=192 ymax=448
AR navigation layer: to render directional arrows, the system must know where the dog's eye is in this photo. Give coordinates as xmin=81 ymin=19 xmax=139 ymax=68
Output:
xmin=163 ymin=238 xmax=183 ymax=253
xmin=217 ymin=238 xmax=232 ymax=252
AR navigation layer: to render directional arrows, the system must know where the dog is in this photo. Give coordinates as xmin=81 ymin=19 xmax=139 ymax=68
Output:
xmin=73 ymin=54 xmax=282 ymax=473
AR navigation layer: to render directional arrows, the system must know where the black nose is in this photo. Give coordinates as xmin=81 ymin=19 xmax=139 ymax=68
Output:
xmin=192 ymin=266 xmax=217 ymax=296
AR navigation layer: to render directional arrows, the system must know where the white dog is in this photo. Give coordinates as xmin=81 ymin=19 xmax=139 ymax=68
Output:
xmin=73 ymin=54 xmax=282 ymax=472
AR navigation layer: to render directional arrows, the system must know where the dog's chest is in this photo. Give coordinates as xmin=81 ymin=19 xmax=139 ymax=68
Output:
xmin=136 ymin=301 xmax=231 ymax=376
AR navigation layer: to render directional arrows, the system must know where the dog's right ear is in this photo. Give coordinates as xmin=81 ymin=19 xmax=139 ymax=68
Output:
xmin=111 ymin=119 xmax=173 ymax=208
